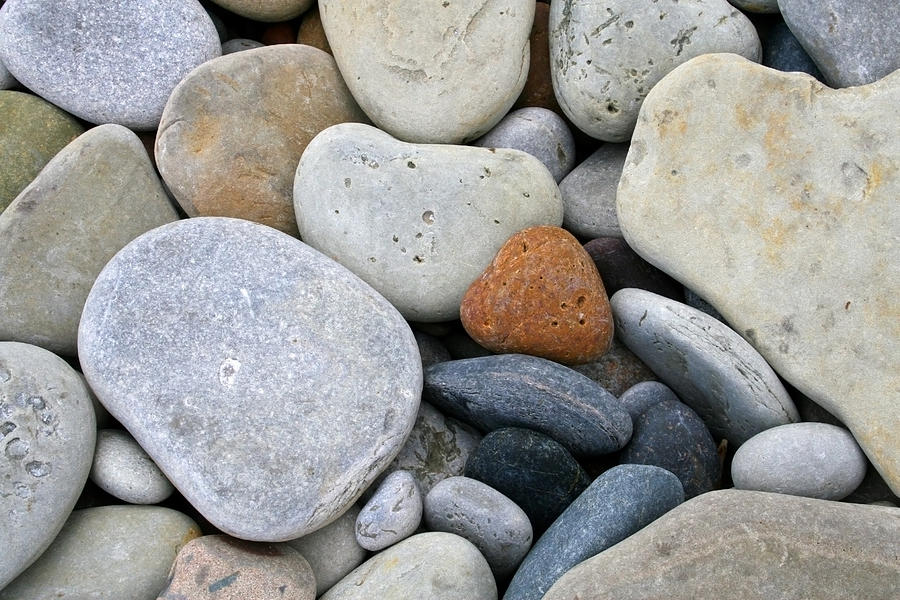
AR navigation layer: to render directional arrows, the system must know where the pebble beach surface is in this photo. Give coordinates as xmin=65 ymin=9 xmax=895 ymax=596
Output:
xmin=0 ymin=1 xmax=898 ymax=598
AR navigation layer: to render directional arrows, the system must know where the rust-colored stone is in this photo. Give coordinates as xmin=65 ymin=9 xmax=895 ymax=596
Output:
xmin=460 ymin=225 xmax=613 ymax=364
xmin=297 ymin=5 xmax=331 ymax=54
xmin=514 ymin=2 xmax=559 ymax=113
xmin=261 ymin=22 xmax=297 ymax=45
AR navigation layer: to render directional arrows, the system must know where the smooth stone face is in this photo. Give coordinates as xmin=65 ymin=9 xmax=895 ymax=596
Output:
xmin=320 ymin=532 xmax=497 ymax=600
xmin=0 ymin=124 xmax=179 ymax=356
xmin=549 ymin=0 xmax=760 ymax=141
xmin=208 ymin=0 xmax=313 ymax=22
xmin=0 ymin=90 xmax=83 ymax=213
xmin=618 ymin=381 xmax=680 ymax=423
xmin=473 ymin=107 xmax=576 ymax=183
xmin=560 ymin=144 xmax=628 ymax=239
xmin=0 ymin=0 xmax=221 ymax=129
xmin=465 ymin=427 xmax=591 ymax=534
xmin=729 ymin=0 xmax=779 ymax=12
xmin=616 ymin=53 xmax=900 ymax=493
xmin=570 ymin=336 xmax=657 ymax=397
xmin=78 ymin=217 xmax=422 ymax=541
xmin=543 ymin=490 xmax=900 ymax=600
xmin=320 ymin=0 xmax=532 ymax=143
xmin=294 ymin=122 xmax=563 ymax=322
xmin=583 ymin=237 xmax=683 ymax=300
xmin=461 ymin=226 xmax=614 ymax=365
xmin=779 ymin=0 xmax=900 ymax=87
xmin=620 ymin=399 xmax=720 ymax=498
xmin=424 ymin=354 xmax=632 ymax=456
xmin=424 ymin=476 xmax=532 ymax=579
xmin=89 ymin=429 xmax=174 ymax=505
xmin=285 ymin=505 xmax=367 ymax=597
xmin=221 ymin=38 xmax=264 ymax=54
xmin=297 ymin=6 xmax=331 ymax=54
xmin=0 ymin=343 xmax=96 ymax=589
xmin=732 ymin=422 xmax=867 ymax=500
xmin=356 ymin=470 xmax=422 ymax=551
xmin=505 ymin=464 xmax=684 ymax=600
xmin=158 ymin=535 xmax=316 ymax=600
xmin=0 ymin=506 xmax=200 ymax=600
xmin=378 ymin=402 xmax=482 ymax=496
xmin=157 ymin=45 xmax=367 ymax=236
xmin=762 ymin=21 xmax=824 ymax=80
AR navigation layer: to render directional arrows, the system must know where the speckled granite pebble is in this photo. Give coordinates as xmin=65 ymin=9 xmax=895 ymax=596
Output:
xmin=356 ymin=470 xmax=422 ymax=551
xmin=89 ymin=429 xmax=174 ymax=505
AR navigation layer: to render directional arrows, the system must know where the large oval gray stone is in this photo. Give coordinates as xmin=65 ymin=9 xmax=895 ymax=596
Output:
xmin=543 ymin=490 xmax=900 ymax=600
xmin=616 ymin=53 xmax=900 ymax=494
xmin=611 ymin=288 xmax=798 ymax=445
xmin=0 ymin=342 xmax=96 ymax=590
xmin=78 ymin=217 xmax=422 ymax=541
xmin=321 ymin=532 xmax=497 ymax=600
xmin=0 ymin=0 xmax=221 ymax=129
xmin=320 ymin=0 xmax=532 ymax=143
xmin=294 ymin=122 xmax=563 ymax=322
xmin=0 ymin=505 xmax=200 ymax=600
xmin=0 ymin=124 xmax=179 ymax=356
xmin=549 ymin=0 xmax=760 ymax=141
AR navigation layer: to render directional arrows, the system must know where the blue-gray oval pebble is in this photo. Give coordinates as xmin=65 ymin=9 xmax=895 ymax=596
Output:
xmin=504 ymin=464 xmax=684 ymax=600
xmin=618 ymin=381 xmax=680 ymax=423
xmin=356 ymin=470 xmax=422 ymax=551
xmin=424 ymin=354 xmax=631 ymax=456
xmin=762 ymin=21 xmax=824 ymax=80
xmin=620 ymin=399 xmax=720 ymax=498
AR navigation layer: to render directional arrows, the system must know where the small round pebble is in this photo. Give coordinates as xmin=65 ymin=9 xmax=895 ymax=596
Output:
xmin=355 ymin=470 xmax=422 ymax=551
xmin=89 ymin=429 xmax=174 ymax=504
xmin=618 ymin=381 xmax=681 ymax=423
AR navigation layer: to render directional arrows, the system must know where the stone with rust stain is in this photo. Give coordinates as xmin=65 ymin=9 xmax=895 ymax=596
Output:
xmin=156 ymin=44 xmax=367 ymax=236
xmin=616 ymin=53 xmax=900 ymax=494
xmin=461 ymin=225 xmax=613 ymax=364
xmin=297 ymin=5 xmax=331 ymax=54
xmin=513 ymin=2 xmax=559 ymax=113
xmin=157 ymin=535 xmax=315 ymax=600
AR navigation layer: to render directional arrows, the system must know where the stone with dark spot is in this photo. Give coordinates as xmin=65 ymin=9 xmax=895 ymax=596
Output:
xmin=762 ymin=21 xmax=824 ymax=80
xmin=461 ymin=226 xmax=614 ymax=365
xmin=620 ymin=399 xmax=720 ymax=498
xmin=611 ymin=288 xmax=799 ymax=446
xmin=504 ymin=465 xmax=684 ymax=600
xmin=424 ymin=354 xmax=631 ymax=456
xmin=617 ymin=381 xmax=680 ymax=423
xmin=78 ymin=217 xmax=422 ymax=541
xmin=571 ymin=336 xmax=657 ymax=397
xmin=0 ymin=342 xmax=96 ymax=590
xmin=156 ymin=44 xmax=367 ymax=236
xmin=355 ymin=470 xmax=422 ymax=551
xmin=584 ymin=237 xmax=683 ymax=300
xmin=157 ymin=534 xmax=315 ymax=600
xmin=464 ymin=427 xmax=591 ymax=534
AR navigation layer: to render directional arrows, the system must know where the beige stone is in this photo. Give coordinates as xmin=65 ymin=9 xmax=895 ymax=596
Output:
xmin=207 ymin=0 xmax=313 ymax=22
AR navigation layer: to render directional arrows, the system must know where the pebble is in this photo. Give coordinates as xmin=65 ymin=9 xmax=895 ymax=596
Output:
xmin=413 ymin=331 xmax=452 ymax=368
xmin=377 ymin=402 xmax=481 ymax=496
xmin=549 ymin=0 xmax=760 ymax=141
xmin=156 ymin=45 xmax=367 ymax=236
xmin=542 ymin=490 xmax=900 ymax=600
xmin=293 ymin=122 xmax=563 ymax=322
xmin=762 ymin=21 xmax=824 ymax=80
xmin=570 ymin=336 xmax=658 ymax=397
xmin=464 ymin=427 xmax=591 ymax=534
xmin=617 ymin=381 xmax=680 ymax=423
xmin=208 ymin=0 xmax=313 ymax=22
xmin=0 ymin=90 xmax=83 ymax=213
xmin=611 ymin=288 xmax=799 ymax=446
xmin=473 ymin=107 xmax=576 ymax=182
xmin=620 ymin=399 xmax=720 ymax=498
xmin=285 ymin=505 xmax=367 ymax=597
xmin=0 ymin=505 xmax=200 ymax=600
xmin=616 ymin=53 xmax=900 ymax=494
xmin=779 ymin=0 xmax=900 ymax=87
xmin=682 ymin=287 xmax=725 ymax=322
xmin=89 ymin=429 xmax=174 ymax=505
xmin=0 ymin=0 xmax=221 ymax=129
xmin=220 ymin=38 xmax=264 ymax=54
xmin=356 ymin=470 xmax=422 ymax=551
xmin=158 ymin=535 xmax=316 ymax=600
xmin=319 ymin=0 xmax=532 ymax=143
xmin=0 ymin=124 xmax=179 ymax=356
xmin=460 ymin=226 xmax=614 ymax=364
xmin=559 ymin=144 xmax=628 ymax=239
xmin=297 ymin=6 xmax=331 ymax=54
xmin=78 ymin=217 xmax=422 ymax=541
xmin=0 ymin=342 xmax=96 ymax=590
xmin=320 ymin=532 xmax=497 ymax=600
xmin=732 ymin=422 xmax=867 ymax=500
xmin=424 ymin=354 xmax=632 ymax=456
xmin=504 ymin=464 xmax=684 ymax=600
xmin=583 ymin=237 xmax=684 ymax=300
xmin=424 ymin=476 xmax=532 ymax=579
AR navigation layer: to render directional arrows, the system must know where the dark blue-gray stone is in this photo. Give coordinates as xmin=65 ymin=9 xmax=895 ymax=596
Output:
xmin=503 ymin=464 xmax=684 ymax=600
xmin=762 ymin=21 xmax=824 ymax=80
xmin=423 ymin=354 xmax=632 ymax=456
xmin=464 ymin=427 xmax=591 ymax=534
xmin=618 ymin=381 xmax=680 ymax=423
xmin=620 ymin=399 xmax=720 ymax=498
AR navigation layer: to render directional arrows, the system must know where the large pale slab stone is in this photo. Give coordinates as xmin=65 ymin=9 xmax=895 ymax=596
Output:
xmin=616 ymin=53 xmax=900 ymax=493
